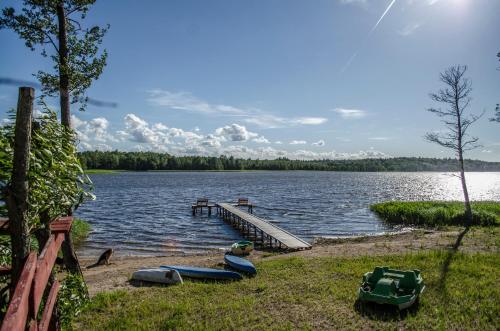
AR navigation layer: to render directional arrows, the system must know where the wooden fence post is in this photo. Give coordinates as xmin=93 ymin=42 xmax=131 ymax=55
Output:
xmin=7 ymin=87 xmax=34 ymax=287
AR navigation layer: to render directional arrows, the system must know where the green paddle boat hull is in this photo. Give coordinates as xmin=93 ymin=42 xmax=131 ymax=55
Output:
xmin=358 ymin=266 xmax=425 ymax=310
xmin=231 ymin=240 xmax=254 ymax=255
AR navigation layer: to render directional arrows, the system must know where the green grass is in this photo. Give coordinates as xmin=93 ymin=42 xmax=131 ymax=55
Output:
xmin=74 ymin=251 xmax=499 ymax=330
xmin=71 ymin=218 xmax=91 ymax=246
xmin=371 ymin=201 xmax=500 ymax=227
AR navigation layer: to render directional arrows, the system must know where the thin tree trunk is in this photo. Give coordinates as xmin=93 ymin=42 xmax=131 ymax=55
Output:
xmin=57 ymin=2 xmax=83 ymax=275
xmin=62 ymin=209 xmax=84 ymax=275
xmin=57 ymin=2 xmax=71 ymax=128
xmin=454 ymin=81 xmax=473 ymax=228
xmin=458 ymin=153 xmax=473 ymax=226
xmin=7 ymin=87 xmax=34 ymax=287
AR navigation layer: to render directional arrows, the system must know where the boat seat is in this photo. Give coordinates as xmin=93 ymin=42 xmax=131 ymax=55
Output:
xmin=399 ymin=272 xmax=418 ymax=289
xmin=373 ymin=278 xmax=397 ymax=296
xmin=384 ymin=272 xmax=405 ymax=279
xmin=368 ymin=266 xmax=386 ymax=284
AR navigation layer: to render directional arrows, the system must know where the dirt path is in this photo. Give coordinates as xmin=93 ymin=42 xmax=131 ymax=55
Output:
xmin=81 ymin=228 xmax=497 ymax=297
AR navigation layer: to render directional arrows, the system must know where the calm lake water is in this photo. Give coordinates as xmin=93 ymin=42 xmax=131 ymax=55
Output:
xmin=75 ymin=171 xmax=500 ymax=256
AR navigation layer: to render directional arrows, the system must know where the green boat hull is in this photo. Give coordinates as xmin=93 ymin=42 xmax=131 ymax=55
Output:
xmin=231 ymin=241 xmax=254 ymax=255
xmin=358 ymin=266 xmax=425 ymax=310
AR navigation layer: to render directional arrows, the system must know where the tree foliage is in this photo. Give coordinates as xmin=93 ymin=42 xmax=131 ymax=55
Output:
xmin=0 ymin=0 xmax=108 ymax=112
xmin=0 ymin=108 xmax=94 ymax=231
xmin=77 ymin=151 xmax=500 ymax=172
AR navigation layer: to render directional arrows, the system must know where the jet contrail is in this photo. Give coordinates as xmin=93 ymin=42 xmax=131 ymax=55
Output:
xmin=341 ymin=0 xmax=398 ymax=73
xmin=369 ymin=0 xmax=397 ymax=35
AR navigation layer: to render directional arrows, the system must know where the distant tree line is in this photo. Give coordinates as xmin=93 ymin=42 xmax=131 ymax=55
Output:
xmin=77 ymin=151 xmax=500 ymax=172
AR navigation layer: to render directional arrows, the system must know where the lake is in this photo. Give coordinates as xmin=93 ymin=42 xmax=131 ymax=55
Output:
xmin=75 ymin=171 xmax=500 ymax=256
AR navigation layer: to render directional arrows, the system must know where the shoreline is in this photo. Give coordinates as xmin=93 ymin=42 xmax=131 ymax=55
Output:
xmin=80 ymin=227 xmax=498 ymax=297
xmin=75 ymin=228 xmax=415 ymax=258
xmin=85 ymin=169 xmax=500 ymax=174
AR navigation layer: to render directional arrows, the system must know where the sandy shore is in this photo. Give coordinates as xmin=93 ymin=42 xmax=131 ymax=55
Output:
xmin=80 ymin=228 xmax=496 ymax=297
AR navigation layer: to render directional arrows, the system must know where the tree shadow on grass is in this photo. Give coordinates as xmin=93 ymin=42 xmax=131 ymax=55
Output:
xmin=354 ymin=298 xmax=420 ymax=321
xmin=437 ymin=226 xmax=469 ymax=294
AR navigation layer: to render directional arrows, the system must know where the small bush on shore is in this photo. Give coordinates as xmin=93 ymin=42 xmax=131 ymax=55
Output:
xmin=71 ymin=219 xmax=91 ymax=246
xmin=370 ymin=201 xmax=500 ymax=227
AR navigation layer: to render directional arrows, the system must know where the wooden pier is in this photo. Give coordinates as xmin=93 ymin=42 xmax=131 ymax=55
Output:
xmin=191 ymin=198 xmax=216 ymax=216
xmin=192 ymin=197 xmax=254 ymax=216
xmin=216 ymin=203 xmax=311 ymax=250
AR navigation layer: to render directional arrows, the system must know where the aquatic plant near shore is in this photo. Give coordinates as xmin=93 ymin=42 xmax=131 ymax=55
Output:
xmin=71 ymin=218 xmax=91 ymax=246
xmin=371 ymin=201 xmax=499 ymax=227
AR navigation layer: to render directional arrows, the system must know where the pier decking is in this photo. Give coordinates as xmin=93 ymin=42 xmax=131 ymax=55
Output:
xmin=216 ymin=203 xmax=311 ymax=250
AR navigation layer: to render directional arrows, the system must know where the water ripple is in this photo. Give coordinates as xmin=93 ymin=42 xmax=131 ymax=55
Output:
xmin=75 ymin=171 xmax=500 ymax=256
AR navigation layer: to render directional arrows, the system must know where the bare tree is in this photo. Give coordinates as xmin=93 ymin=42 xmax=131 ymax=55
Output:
xmin=491 ymin=104 xmax=500 ymax=122
xmin=425 ymin=65 xmax=483 ymax=228
xmin=493 ymin=52 xmax=500 ymax=122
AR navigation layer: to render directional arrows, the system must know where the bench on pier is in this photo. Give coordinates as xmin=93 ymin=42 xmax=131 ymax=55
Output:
xmin=192 ymin=198 xmax=216 ymax=216
xmin=233 ymin=197 xmax=254 ymax=213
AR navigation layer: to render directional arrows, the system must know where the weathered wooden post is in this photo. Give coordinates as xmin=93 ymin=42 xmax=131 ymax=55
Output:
xmin=7 ymin=87 xmax=34 ymax=287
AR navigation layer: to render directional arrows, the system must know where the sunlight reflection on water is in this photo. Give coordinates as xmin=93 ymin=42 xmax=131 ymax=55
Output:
xmin=75 ymin=171 xmax=500 ymax=256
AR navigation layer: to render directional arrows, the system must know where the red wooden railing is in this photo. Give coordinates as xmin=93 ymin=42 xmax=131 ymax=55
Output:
xmin=1 ymin=216 xmax=73 ymax=331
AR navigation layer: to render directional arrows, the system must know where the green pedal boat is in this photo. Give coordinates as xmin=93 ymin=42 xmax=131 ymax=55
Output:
xmin=358 ymin=266 xmax=425 ymax=310
xmin=231 ymin=240 xmax=254 ymax=255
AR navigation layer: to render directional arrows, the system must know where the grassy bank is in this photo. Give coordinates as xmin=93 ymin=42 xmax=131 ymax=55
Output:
xmin=71 ymin=218 xmax=91 ymax=246
xmin=371 ymin=201 xmax=500 ymax=227
xmin=74 ymin=250 xmax=499 ymax=330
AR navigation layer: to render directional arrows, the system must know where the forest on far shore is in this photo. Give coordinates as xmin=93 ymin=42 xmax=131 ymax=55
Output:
xmin=78 ymin=151 xmax=500 ymax=172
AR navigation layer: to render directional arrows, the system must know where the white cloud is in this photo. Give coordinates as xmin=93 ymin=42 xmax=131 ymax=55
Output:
xmin=275 ymin=141 xmax=283 ymax=145
xmin=398 ymin=23 xmax=421 ymax=36
xmin=200 ymin=134 xmax=224 ymax=148
xmin=148 ymin=89 xmax=327 ymax=129
xmin=332 ymin=108 xmax=367 ymax=119
xmin=253 ymin=136 xmax=271 ymax=144
xmin=70 ymin=112 xmax=390 ymax=160
xmin=369 ymin=137 xmax=390 ymax=141
xmin=215 ymin=123 xmax=258 ymax=142
xmin=152 ymin=123 xmax=168 ymax=130
xmin=78 ymin=142 xmax=92 ymax=151
xmin=244 ymin=114 xmax=327 ymax=129
xmin=94 ymin=143 xmax=113 ymax=151
xmin=293 ymin=117 xmax=328 ymax=125
xmin=290 ymin=140 xmax=307 ymax=145
xmin=481 ymin=150 xmax=492 ymax=153
xmin=119 ymin=114 xmax=204 ymax=151
xmin=72 ymin=115 xmax=114 ymax=143
xmin=312 ymin=139 xmax=326 ymax=146
xmin=291 ymin=149 xmax=388 ymax=160
xmin=123 ymin=113 xmax=165 ymax=144
xmin=147 ymin=90 xmax=244 ymax=115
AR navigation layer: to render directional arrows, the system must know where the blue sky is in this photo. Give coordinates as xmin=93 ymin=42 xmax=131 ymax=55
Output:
xmin=1 ymin=0 xmax=499 ymax=160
